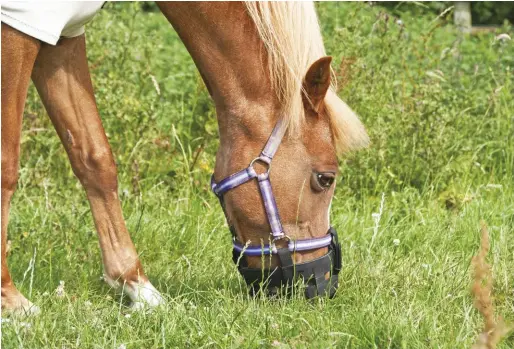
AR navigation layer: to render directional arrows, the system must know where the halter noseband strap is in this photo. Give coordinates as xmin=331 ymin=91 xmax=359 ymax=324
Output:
xmin=211 ymin=118 xmax=341 ymax=298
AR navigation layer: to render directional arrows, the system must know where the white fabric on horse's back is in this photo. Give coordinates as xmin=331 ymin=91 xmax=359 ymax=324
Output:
xmin=1 ymin=1 xmax=104 ymax=45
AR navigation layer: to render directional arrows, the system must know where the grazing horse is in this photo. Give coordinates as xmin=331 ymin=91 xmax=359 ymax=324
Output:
xmin=1 ymin=2 xmax=368 ymax=315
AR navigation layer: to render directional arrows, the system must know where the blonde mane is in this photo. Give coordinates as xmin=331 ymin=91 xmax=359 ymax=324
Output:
xmin=244 ymin=2 xmax=369 ymax=153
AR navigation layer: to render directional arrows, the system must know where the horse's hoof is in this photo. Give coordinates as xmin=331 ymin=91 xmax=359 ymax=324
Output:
xmin=104 ymin=275 xmax=165 ymax=310
xmin=1 ymin=295 xmax=40 ymax=317
xmin=125 ymin=281 xmax=165 ymax=310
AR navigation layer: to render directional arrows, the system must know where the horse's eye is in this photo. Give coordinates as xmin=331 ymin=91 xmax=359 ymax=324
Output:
xmin=311 ymin=172 xmax=336 ymax=191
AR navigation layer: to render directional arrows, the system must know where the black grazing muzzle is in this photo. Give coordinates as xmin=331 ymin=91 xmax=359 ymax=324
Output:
xmin=232 ymin=227 xmax=342 ymax=299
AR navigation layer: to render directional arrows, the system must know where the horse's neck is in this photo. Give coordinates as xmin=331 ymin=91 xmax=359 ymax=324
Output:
xmin=158 ymin=2 xmax=277 ymax=139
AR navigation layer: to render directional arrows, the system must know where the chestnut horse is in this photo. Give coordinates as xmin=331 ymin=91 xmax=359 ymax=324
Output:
xmin=1 ymin=2 xmax=368 ymax=315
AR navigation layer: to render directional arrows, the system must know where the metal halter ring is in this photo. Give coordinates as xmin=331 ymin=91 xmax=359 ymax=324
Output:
xmin=249 ymin=156 xmax=271 ymax=175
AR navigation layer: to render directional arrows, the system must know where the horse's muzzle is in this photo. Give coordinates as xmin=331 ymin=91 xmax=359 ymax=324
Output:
xmin=233 ymin=227 xmax=342 ymax=299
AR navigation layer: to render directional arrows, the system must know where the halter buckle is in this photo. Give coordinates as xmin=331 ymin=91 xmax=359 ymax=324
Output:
xmin=272 ymin=233 xmax=290 ymax=243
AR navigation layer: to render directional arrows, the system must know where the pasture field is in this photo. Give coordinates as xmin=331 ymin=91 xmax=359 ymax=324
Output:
xmin=2 ymin=2 xmax=513 ymax=348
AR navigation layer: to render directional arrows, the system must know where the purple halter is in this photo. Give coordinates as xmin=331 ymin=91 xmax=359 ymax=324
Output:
xmin=211 ymin=119 xmax=333 ymax=255
xmin=211 ymin=118 xmax=342 ymax=298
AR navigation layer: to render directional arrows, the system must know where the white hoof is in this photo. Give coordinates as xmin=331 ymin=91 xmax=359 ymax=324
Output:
xmin=126 ymin=281 xmax=165 ymax=310
xmin=104 ymin=276 xmax=164 ymax=310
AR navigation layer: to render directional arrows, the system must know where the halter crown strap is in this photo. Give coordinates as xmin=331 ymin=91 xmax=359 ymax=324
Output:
xmin=260 ymin=118 xmax=286 ymax=162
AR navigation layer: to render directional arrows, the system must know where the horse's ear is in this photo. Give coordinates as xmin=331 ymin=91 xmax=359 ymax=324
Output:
xmin=302 ymin=56 xmax=332 ymax=115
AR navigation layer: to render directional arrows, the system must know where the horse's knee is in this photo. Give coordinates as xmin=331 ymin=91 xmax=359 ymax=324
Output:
xmin=70 ymin=143 xmax=118 ymax=194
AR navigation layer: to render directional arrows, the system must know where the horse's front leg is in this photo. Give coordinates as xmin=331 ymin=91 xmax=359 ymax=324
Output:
xmin=31 ymin=34 xmax=163 ymax=309
xmin=1 ymin=23 xmax=42 ymax=316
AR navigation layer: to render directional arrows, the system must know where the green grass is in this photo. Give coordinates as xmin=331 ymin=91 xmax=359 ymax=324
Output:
xmin=3 ymin=2 xmax=514 ymax=348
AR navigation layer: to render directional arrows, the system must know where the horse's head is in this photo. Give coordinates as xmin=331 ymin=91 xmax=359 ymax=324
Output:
xmin=212 ymin=55 xmax=368 ymax=298
xmin=160 ymin=1 xmax=368 ymax=297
